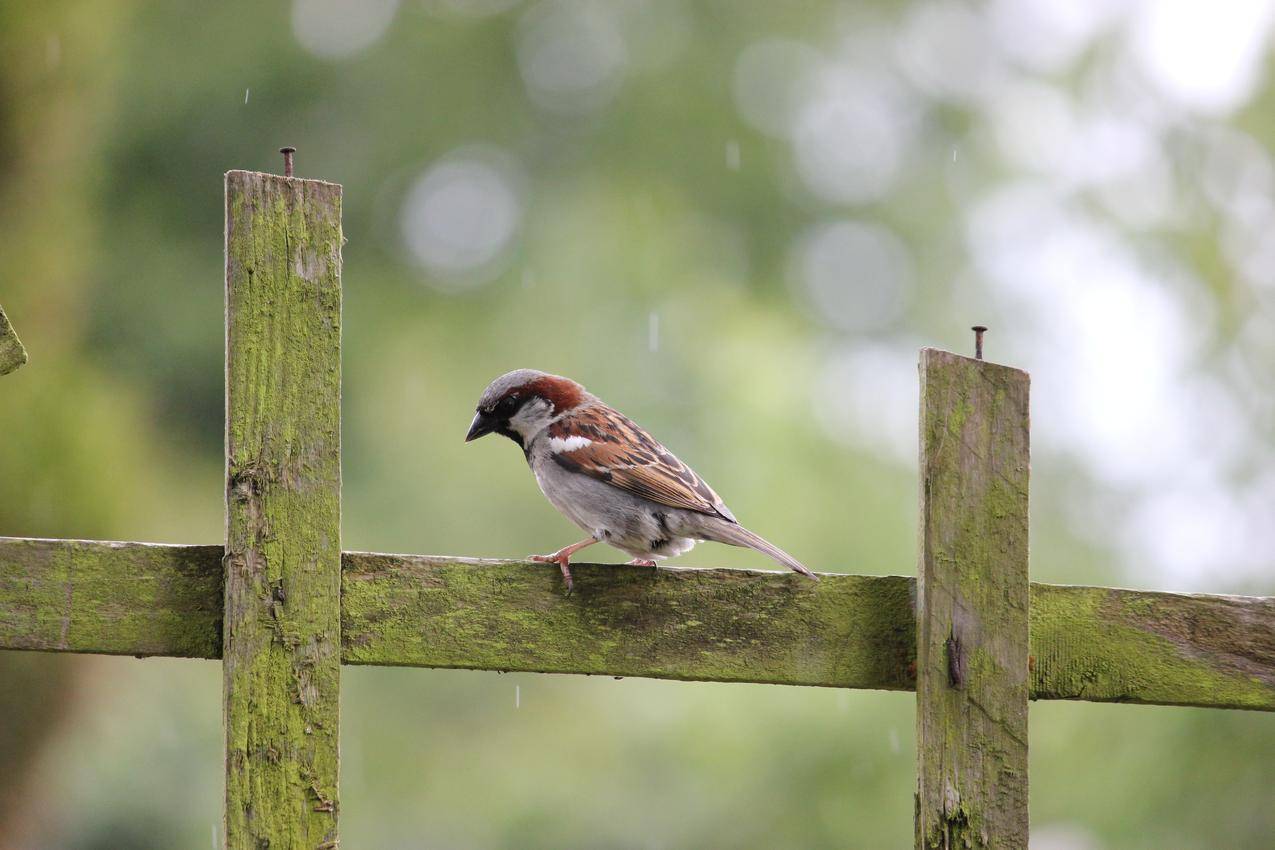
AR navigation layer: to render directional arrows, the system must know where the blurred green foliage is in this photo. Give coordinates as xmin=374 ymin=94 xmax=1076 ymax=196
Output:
xmin=1 ymin=1 xmax=1272 ymax=848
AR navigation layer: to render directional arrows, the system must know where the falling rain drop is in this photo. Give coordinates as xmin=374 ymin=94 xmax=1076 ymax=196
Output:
xmin=244 ymin=88 xmax=250 ymax=104
xmin=726 ymin=139 xmax=741 ymax=171
xmin=648 ymin=312 xmax=660 ymax=351
xmin=515 ymin=684 xmax=521 ymax=708
xmin=952 ymin=147 xmax=957 ymax=162
xmin=889 ymin=727 xmax=901 ymax=753
xmin=522 ymin=269 xmax=535 ymax=289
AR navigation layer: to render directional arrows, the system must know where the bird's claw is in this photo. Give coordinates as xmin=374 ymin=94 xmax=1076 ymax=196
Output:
xmin=626 ymin=558 xmax=657 ymax=567
xmin=529 ymin=552 xmax=574 ymax=593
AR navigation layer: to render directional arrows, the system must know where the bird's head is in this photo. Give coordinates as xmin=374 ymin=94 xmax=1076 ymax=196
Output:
xmin=465 ymin=369 xmax=587 ymax=445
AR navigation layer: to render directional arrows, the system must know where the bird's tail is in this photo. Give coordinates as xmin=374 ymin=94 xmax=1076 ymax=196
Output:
xmin=706 ymin=522 xmax=819 ymax=581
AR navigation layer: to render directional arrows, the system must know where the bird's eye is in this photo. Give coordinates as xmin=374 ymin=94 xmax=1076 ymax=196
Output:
xmin=497 ymin=395 xmax=520 ymax=415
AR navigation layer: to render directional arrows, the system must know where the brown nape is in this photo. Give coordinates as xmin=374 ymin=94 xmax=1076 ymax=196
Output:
xmin=525 ymin=375 xmax=585 ymax=414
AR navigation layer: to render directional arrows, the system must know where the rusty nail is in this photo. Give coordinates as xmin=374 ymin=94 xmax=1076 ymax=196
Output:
xmin=279 ymin=146 xmax=296 ymax=178
xmin=971 ymin=325 xmax=987 ymax=360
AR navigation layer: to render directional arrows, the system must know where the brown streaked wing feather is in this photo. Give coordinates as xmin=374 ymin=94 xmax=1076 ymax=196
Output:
xmin=548 ymin=405 xmax=735 ymax=522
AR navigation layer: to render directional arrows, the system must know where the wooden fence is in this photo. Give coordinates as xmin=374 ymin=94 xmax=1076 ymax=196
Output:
xmin=1 ymin=167 xmax=1272 ymax=849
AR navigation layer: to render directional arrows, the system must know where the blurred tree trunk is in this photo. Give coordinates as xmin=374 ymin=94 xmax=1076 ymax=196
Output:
xmin=0 ymin=2 xmax=130 ymax=845
xmin=0 ymin=655 xmax=78 ymax=843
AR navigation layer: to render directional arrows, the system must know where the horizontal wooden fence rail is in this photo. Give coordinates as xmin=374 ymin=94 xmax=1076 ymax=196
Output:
xmin=2 ymin=536 xmax=1272 ymax=711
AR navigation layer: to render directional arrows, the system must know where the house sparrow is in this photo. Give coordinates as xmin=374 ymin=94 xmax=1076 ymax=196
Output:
xmin=465 ymin=369 xmax=818 ymax=591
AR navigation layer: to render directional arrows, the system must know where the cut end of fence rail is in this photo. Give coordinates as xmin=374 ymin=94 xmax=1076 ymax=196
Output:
xmin=0 ymin=303 xmax=28 ymax=375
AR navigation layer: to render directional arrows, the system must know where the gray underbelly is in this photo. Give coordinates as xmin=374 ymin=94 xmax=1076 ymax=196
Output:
xmin=531 ymin=457 xmax=699 ymax=558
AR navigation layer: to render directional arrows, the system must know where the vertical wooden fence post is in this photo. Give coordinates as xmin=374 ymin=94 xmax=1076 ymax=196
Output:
xmin=915 ymin=348 xmax=1030 ymax=849
xmin=223 ymin=170 xmax=343 ymax=849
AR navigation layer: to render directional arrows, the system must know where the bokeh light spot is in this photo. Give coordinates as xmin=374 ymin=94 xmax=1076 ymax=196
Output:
xmin=517 ymin=0 xmax=627 ymax=114
xmin=292 ymin=0 xmax=399 ymax=59
xmin=733 ymin=39 xmax=822 ymax=138
xmin=789 ymin=220 xmax=913 ymax=332
xmin=792 ymin=67 xmax=916 ymax=204
xmin=401 ymin=148 xmax=523 ymax=289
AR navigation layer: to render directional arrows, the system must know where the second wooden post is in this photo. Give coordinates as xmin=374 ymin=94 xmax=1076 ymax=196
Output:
xmin=915 ymin=347 xmax=1031 ymax=849
xmin=223 ymin=169 xmax=343 ymax=849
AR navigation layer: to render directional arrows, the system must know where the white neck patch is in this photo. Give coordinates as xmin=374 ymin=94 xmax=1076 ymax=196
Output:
xmin=548 ymin=435 xmax=592 ymax=453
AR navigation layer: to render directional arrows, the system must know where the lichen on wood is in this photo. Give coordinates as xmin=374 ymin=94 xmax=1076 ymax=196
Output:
xmin=1 ymin=538 xmax=1272 ymax=712
xmin=223 ymin=170 xmax=342 ymax=850
xmin=915 ymin=348 xmax=1031 ymax=849
xmin=0 ymin=303 xmax=28 ymax=375
xmin=341 ymin=553 xmax=917 ymax=690
xmin=0 ymin=537 xmax=221 ymax=657
xmin=1031 ymin=584 xmax=1275 ymax=710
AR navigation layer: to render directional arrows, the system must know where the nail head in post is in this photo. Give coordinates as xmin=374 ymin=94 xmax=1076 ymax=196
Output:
xmin=279 ymin=146 xmax=296 ymax=178
xmin=971 ymin=325 xmax=988 ymax=360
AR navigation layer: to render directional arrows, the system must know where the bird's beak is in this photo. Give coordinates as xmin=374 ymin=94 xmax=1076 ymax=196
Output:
xmin=465 ymin=411 xmax=496 ymax=443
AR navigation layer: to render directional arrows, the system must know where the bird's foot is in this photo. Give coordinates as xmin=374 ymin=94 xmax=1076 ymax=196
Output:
xmin=626 ymin=558 xmax=658 ymax=567
xmin=530 ymin=551 xmax=575 ymax=593
xmin=528 ymin=537 xmax=597 ymax=594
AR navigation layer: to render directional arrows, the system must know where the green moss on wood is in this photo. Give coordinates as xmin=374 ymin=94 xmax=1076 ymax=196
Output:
xmin=0 ymin=537 xmax=221 ymax=657
xmin=340 ymin=554 xmax=916 ymax=689
xmin=223 ymin=170 xmax=342 ymax=850
xmin=1031 ymin=584 xmax=1275 ymax=710
xmin=0 ymin=303 xmax=28 ymax=375
xmin=1 ymin=539 xmax=1271 ymax=711
xmin=915 ymin=348 xmax=1031 ymax=849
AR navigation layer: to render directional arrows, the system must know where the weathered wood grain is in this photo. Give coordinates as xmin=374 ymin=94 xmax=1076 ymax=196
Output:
xmin=223 ymin=170 xmax=342 ymax=850
xmin=0 ymin=302 xmax=28 ymax=375
xmin=340 ymin=553 xmax=916 ymax=688
xmin=0 ymin=537 xmax=222 ymax=657
xmin=0 ymin=538 xmax=1271 ymax=710
xmin=1031 ymin=583 xmax=1275 ymax=710
xmin=915 ymin=348 xmax=1031 ymax=849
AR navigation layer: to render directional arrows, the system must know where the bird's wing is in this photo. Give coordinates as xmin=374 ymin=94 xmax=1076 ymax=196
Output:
xmin=546 ymin=404 xmax=737 ymax=523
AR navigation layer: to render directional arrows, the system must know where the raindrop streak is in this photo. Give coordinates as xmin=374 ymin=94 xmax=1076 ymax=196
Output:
xmin=726 ymin=139 xmax=741 ymax=171
xmin=952 ymin=147 xmax=957 ymax=162
xmin=211 ymin=823 xmax=218 ymax=850
xmin=648 ymin=313 xmax=660 ymax=352
xmin=244 ymin=88 xmax=250 ymax=104
xmin=515 ymin=685 xmax=520 ymax=709
xmin=47 ymin=35 xmax=60 ymax=69
xmin=522 ymin=269 xmax=535 ymax=289
xmin=889 ymin=727 xmax=901 ymax=753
